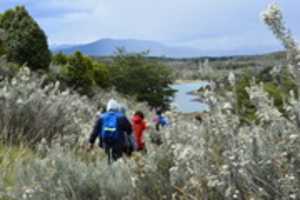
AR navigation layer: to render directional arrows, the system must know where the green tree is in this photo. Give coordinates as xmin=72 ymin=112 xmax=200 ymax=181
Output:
xmin=52 ymin=52 xmax=68 ymax=65
xmin=93 ymin=62 xmax=110 ymax=88
xmin=62 ymin=51 xmax=110 ymax=94
xmin=63 ymin=51 xmax=95 ymax=94
xmin=0 ymin=6 xmax=51 ymax=70
xmin=0 ymin=28 xmax=6 ymax=56
xmin=110 ymin=50 xmax=175 ymax=109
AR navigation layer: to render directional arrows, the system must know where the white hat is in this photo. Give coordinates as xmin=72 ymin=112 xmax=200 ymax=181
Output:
xmin=106 ymin=99 xmax=119 ymax=111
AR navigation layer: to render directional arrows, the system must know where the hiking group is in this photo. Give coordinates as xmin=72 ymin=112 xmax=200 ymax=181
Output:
xmin=88 ymin=99 xmax=168 ymax=164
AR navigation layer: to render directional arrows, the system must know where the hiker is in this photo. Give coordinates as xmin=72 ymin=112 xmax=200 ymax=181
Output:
xmin=118 ymin=104 xmax=135 ymax=156
xmin=131 ymin=111 xmax=147 ymax=151
xmin=93 ymin=105 xmax=107 ymax=148
xmin=153 ymin=109 xmax=168 ymax=131
xmin=88 ymin=99 xmax=132 ymax=164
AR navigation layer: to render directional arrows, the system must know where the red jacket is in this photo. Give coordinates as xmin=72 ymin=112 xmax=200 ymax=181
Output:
xmin=131 ymin=115 xmax=147 ymax=150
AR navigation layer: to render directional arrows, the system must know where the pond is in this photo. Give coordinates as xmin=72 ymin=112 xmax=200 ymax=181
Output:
xmin=171 ymin=82 xmax=209 ymax=113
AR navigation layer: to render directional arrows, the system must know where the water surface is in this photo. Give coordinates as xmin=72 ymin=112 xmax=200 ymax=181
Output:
xmin=171 ymin=82 xmax=209 ymax=113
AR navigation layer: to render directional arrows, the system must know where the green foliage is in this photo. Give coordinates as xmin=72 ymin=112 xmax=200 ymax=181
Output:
xmin=259 ymin=66 xmax=298 ymax=112
xmin=0 ymin=29 xmax=6 ymax=56
xmin=279 ymin=66 xmax=298 ymax=97
xmin=234 ymin=71 xmax=257 ymax=123
xmin=52 ymin=52 xmax=68 ymax=65
xmin=63 ymin=51 xmax=94 ymax=93
xmin=263 ymin=82 xmax=285 ymax=112
xmin=110 ymin=50 xmax=175 ymax=109
xmin=0 ymin=144 xmax=34 ymax=189
xmin=0 ymin=6 xmax=51 ymax=70
xmin=235 ymin=66 xmax=297 ymax=123
xmin=0 ymin=58 xmax=20 ymax=80
xmin=93 ymin=62 xmax=110 ymax=88
xmin=60 ymin=51 xmax=110 ymax=94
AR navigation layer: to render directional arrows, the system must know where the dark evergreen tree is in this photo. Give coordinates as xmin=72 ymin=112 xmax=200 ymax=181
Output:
xmin=61 ymin=51 xmax=110 ymax=94
xmin=0 ymin=6 xmax=51 ymax=70
xmin=0 ymin=28 xmax=7 ymax=56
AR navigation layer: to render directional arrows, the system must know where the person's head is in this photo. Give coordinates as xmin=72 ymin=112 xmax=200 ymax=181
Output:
xmin=156 ymin=110 xmax=162 ymax=116
xmin=119 ymin=104 xmax=127 ymax=115
xmin=134 ymin=111 xmax=144 ymax=119
xmin=106 ymin=99 xmax=119 ymax=112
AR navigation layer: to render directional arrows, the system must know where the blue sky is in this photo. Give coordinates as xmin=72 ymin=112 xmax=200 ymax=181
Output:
xmin=0 ymin=0 xmax=299 ymax=54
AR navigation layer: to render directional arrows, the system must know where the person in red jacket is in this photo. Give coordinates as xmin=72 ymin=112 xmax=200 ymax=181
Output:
xmin=131 ymin=111 xmax=147 ymax=151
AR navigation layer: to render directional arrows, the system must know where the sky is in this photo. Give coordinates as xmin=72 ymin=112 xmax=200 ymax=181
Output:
xmin=0 ymin=0 xmax=300 ymax=54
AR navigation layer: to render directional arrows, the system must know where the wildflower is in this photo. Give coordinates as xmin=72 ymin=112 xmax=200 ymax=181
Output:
xmin=223 ymin=102 xmax=232 ymax=110
xmin=289 ymin=134 xmax=299 ymax=140
xmin=228 ymin=72 xmax=236 ymax=86
xmin=225 ymin=187 xmax=232 ymax=197
xmin=22 ymin=193 xmax=27 ymax=199
xmin=222 ymin=165 xmax=229 ymax=170
xmin=11 ymin=78 xmax=17 ymax=85
xmin=16 ymin=98 xmax=23 ymax=104
xmin=229 ymin=155 xmax=235 ymax=160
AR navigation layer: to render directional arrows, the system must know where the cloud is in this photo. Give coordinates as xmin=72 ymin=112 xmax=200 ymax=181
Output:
xmin=1 ymin=0 xmax=300 ymax=53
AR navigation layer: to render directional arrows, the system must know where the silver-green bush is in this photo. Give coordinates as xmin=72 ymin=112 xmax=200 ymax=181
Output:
xmin=0 ymin=65 xmax=95 ymax=145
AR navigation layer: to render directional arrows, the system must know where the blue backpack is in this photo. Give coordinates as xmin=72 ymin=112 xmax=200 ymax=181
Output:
xmin=159 ymin=115 xmax=168 ymax=126
xmin=100 ymin=112 xmax=121 ymax=141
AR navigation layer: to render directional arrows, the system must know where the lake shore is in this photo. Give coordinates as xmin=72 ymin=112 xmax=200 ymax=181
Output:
xmin=172 ymin=82 xmax=209 ymax=113
xmin=175 ymin=79 xmax=207 ymax=84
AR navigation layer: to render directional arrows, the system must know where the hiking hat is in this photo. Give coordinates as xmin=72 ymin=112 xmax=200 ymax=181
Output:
xmin=106 ymin=99 xmax=119 ymax=112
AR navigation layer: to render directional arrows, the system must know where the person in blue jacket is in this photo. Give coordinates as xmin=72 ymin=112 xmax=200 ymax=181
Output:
xmin=88 ymin=99 xmax=132 ymax=164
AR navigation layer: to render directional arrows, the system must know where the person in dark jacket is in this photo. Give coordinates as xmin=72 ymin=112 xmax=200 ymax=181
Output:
xmin=119 ymin=104 xmax=135 ymax=156
xmin=88 ymin=99 xmax=132 ymax=163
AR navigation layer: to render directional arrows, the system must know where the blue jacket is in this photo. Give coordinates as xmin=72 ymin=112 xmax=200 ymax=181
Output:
xmin=89 ymin=111 xmax=132 ymax=147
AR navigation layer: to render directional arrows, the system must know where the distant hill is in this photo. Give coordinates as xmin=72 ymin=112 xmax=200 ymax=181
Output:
xmin=52 ymin=39 xmax=205 ymax=58
xmin=51 ymin=38 xmax=283 ymax=58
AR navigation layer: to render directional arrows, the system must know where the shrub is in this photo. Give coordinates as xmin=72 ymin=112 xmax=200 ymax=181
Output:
xmin=9 ymin=146 xmax=136 ymax=200
xmin=55 ymin=51 xmax=110 ymax=95
xmin=0 ymin=57 xmax=20 ymax=80
xmin=62 ymin=51 xmax=96 ymax=94
xmin=0 ymin=66 xmax=95 ymax=145
xmin=233 ymin=65 xmax=297 ymax=123
xmin=0 ymin=144 xmax=34 ymax=193
xmin=234 ymin=71 xmax=257 ymax=123
xmin=52 ymin=52 xmax=68 ymax=66
xmin=0 ymin=6 xmax=51 ymax=70
xmin=3 ymin=82 xmax=300 ymax=200
xmin=93 ymin=62 xmax=110 ymax=88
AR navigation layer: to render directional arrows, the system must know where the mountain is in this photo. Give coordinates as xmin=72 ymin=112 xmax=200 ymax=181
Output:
xmin=51 ymin=44 xmax=75 ymax=51
xmin=51 ymin=38 xmax=283 ymax=58
xmin=52 ymin=39 xmax=207 ymax=58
